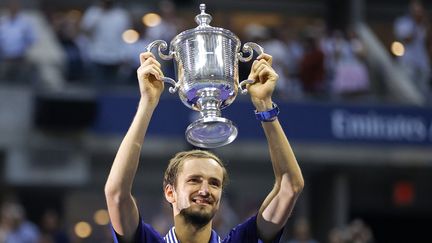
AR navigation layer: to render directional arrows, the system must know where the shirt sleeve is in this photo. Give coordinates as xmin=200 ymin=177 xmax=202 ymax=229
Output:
xmin=111 ymin=216 xmax=165 ymax=243
xmin=223 ymin=215 xmax=283 ymax=243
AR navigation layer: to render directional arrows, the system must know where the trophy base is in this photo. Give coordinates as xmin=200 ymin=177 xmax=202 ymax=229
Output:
xmin=186 ymin=117 xmax=238 ymax=148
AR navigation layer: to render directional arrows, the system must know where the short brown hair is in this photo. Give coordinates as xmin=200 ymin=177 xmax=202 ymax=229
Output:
xmin=163 ymin=150 xmax=229 ymax=190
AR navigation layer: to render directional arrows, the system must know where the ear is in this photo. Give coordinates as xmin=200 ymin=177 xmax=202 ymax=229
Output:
xmin=164 ymin=184 xmax=176 ymax=204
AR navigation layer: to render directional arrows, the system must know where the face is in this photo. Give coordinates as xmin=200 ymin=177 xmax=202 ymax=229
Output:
xmin=165 ymin=157 xmax=224 ymax=227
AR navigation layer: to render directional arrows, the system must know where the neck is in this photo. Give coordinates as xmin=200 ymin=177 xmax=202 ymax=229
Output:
xmin=173 ymin=215 xmax=213 ymax=243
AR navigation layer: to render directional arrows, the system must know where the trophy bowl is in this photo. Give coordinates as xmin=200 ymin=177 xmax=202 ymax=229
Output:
xmin=147 ymin=4 xmax=263 ymax=148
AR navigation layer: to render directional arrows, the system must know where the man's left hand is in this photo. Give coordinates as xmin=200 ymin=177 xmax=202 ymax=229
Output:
xmin=246 ymin=53 xmax=279 ymax=111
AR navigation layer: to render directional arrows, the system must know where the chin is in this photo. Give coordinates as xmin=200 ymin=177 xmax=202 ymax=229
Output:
xmin=181 ymin=208 xmax=216 ymax=227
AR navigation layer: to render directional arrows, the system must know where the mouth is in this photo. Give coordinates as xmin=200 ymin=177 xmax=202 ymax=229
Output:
xmin=192 ymin=198 xmax=212 ymax=205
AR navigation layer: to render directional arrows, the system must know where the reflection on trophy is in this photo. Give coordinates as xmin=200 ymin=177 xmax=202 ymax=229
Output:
xmin=147 ymin=3 xmax=263 ymax=148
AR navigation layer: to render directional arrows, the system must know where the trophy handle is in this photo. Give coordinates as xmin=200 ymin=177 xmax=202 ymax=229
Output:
xmin=237 ymin=42 xmax=264 ymax=94
xmin=237 ymin=42 xmax=264 ymax=62
xmin=163 ymin=77 xmax=180 ymax=94
xmin=147 ymin=40 xmax=174 ymax=60
xmin=238 ymin=79 xmax=254 ymax=95
xmin=146 ymin=40 xmax=179 ymax=93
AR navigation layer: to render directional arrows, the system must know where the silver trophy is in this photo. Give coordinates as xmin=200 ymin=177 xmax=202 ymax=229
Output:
xmin=147 ymin=4 xmax=263 ymax=148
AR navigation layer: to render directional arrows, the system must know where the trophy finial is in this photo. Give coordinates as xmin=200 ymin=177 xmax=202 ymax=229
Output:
xmin=200 ymin=3 xmax=206 ymax=13
xmin=195 ymin=3 xmax=212 ymax=27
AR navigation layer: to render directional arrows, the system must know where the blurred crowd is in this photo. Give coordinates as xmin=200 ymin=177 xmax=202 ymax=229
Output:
xmin=0 ymin=198 xmax=375 ymax=243
xmin=1 ymin=0 xmax=430 ymax=102
xmin=0 ymin=0 xmax=182 ymax=89
xmin=0 ymin=201 xmax=70 ymax=243
xmin=327 ymin=219 xmax=374 ymax=243
xmin=252 ymin=22 xmax=371 ymax=101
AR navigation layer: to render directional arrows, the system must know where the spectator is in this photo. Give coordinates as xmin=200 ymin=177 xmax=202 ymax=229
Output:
xmin=288 ymin=217 xmax=319 ymax=243
xmin=328 ymin=227 xmax=346 ymax=243
xmin=52 ymin=10 xmax=85 ymax=82
xmin=261 ymin=27 xmax=298 ymax=100
xmin=0 ymin=0 xmax=36 ymax=83
xmin=39 ymin=209 xmax=70 ymax=243
xmin=282 ymin=28 xmax=305 ymax=100
xmin=0 ymin=201 xmax=40 ymax=243
xmin=327 ymin=219 xmax=374 ymax=243
xmin=347 ymin=219 xmax=374 ymax=243
xmin=394 ymin=0 xmax=431 ymax=96
xmin=80 ymin=0 xmax=131 ymax=84
xmin=330 ymin=30 xmax=370 ymax=100
xmin=299 ymin=32 xmax=326 ymax=98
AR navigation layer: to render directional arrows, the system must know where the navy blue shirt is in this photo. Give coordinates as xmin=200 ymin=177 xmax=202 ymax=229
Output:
xmin=112 ymin=215 xmax=282 ymax=243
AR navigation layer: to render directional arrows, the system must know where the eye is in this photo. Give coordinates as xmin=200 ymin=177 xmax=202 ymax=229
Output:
xmin=209 ymin=179 xmax=222 ymax=188
xmin=187 ymin=178 xmax=200 ymax=184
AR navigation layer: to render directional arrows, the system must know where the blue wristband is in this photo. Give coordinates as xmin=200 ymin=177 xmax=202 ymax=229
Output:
xmin=255 ymin=103 xmax=279 ymax=122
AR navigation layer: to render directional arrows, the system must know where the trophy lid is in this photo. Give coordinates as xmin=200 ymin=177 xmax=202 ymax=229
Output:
xmin=195 ymin=4 xmax=212 ymax=27
xmin=170 ymin=3 xmax=240 ymax=48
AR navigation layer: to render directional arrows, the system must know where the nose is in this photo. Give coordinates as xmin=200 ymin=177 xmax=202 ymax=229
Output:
xmin=198 ymin=181 xmax=210 ymax=196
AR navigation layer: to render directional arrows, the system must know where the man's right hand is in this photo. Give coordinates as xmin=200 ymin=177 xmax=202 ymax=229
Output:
xmin=137 ymin=52 xmax=165 ymax=106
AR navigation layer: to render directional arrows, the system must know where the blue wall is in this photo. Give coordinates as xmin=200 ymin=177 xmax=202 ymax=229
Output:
xmin=93 ymin=92 xmax=432 ymax=146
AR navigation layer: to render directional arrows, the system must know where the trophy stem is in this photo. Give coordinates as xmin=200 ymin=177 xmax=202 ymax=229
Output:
xmin=196 ymin=88 xmax=222 ymax=118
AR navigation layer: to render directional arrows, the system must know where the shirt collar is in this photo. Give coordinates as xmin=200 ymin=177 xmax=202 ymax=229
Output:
xmin=164 ymin=227 xmax=221 ymax=243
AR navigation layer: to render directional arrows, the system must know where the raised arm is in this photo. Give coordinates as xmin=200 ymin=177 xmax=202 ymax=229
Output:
xmin=246 ymin=54 xmax=304 ymax=242
xmin=104 ymin=52 xmax=164 ymax=241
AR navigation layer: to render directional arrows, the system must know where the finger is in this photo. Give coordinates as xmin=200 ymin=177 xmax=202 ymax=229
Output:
xmin=138 ymin=65 xmax=161 ymax=80
xmin=251 ymin=59 xmax=268 ymax=77
xmin=258 ymin=66 xmax=278 ymax=82
xmin=149 ymin=66 xmax=163 ymax=80
xmin=257 ymin=53 xmax=273 ymax=66
xmin=140 ymin=52 xmax=156 ymax=65
xmin=137 ymin=62 xmax=158 ymax=77
xmin=138 ymin=60 xmax=163 ymax=79
xmin=255 ymin=59 xmax=270 ymax=72
xmin=147 ymin=67 xmax=162 ymax=81
xmin=251 ymin=60 xmax=259 ymax=73
xmin=255 ymin=64 xmax=268 ymax=82
xmin=256 ymin=63 xmax=267 ymax=73
xmin=257 ymin=58 xmax=269 ymax=67
xmin=143 ymin=56 xmax=161 ymax=69
xmin=258 ymin=67 xmax=270 ymax=83
xmin=153 ymin=65 xmax=164 ymax=78
xmin=248 ymin=60 xmax=259 ymax=80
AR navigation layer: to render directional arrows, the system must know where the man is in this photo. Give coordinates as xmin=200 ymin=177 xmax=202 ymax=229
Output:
xmin=0 ymin=0 xmax=36 ymax=82
xmin=105 ymin=51 xmax=304 ymax=242
xmin=393 ymin=0 xmax=430 ymax=96
xmin=0 ymin=202 xmax=40 ymax=243
xmin=80 ymin=0 xmax=131 ymax=83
